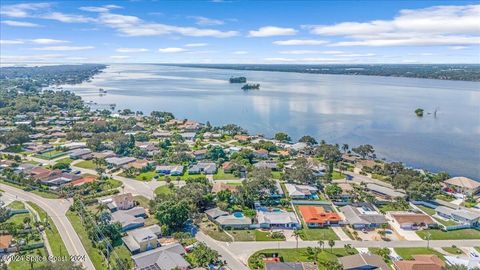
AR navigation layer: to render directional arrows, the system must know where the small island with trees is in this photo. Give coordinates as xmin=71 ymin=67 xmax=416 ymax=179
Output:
xmin=415 ymin=108 xmax=424 ymax=117
xmin=229 ymin=76 xmax=247 ymax=83
xmin=242 ymin=83 xmax=260 ymax=90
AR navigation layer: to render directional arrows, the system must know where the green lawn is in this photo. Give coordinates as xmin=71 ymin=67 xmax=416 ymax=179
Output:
xmin=368 ymin=247 xmax=392 ymax=264
xmin=249 ymin=248 xmax=356 ymax=270
xmin=271 ymin=171 xmax=283 ymax=179
xmin=66 ymin=210 xmax=107 ymax=270
xmin=230 ymin=230 xmax=255 ymax=241
xmin=103 ymin=179 xmax=123 ymax=189
xmin=442 ymin=246 xmax=464 ymax=255
xmin=8 ymin=200 xmax=25 ymax=209
xmin=378 ymin=203 xmax=411 ymax=214
xmin=200 ymin=220 xmax=232 ymax=242
xmin=154 ymin=185 xmax=173 ymax=196
xmin=298 ymin=227 xmax=339 ymax=241
xmin=435 ymin=194 xmax=456 ymax=202
xmin=255 ymin=230 xmax=285 ymax=241
xmin=36 ymin=149 xmax=67 ymax=160
xmin=475 ymin=247 xmax=480 ymax=253
xmin=55 ymin=157 xmax=74 ymax=165
xmin=133 ymin=170 xmax=157 ymax=181
xmin=8 ymin=212 xmax=31 ymax=226
xmin=0 ymin=180 xmax=59 ymax=199
xmin=74 ymin=160 xmax=97 ymax=169
xmin=9 ymin=248 xmax=48 ymax=270
xmin=213 ymin=169 xmax=239 ymax=180
xmin=27 ymin=202 xmax=68 ymax=257
xmin=394 ymin=247 xmax=444 ymax=260
xmin=417 ymin=229 xmax=480 ymax=240
xmin=332 ymin=171 xmax=345 ymax=180
xmin=416 ymin=205 xmax=436 ymax=216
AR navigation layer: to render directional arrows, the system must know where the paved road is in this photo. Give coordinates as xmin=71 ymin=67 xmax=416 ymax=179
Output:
xmin=195 ymin=231 xmax=249 ymax=270
xmin=223 ymin=239 xmax=480 ymax=264
xmin=0 ymin=184 xmax=95 ymax=270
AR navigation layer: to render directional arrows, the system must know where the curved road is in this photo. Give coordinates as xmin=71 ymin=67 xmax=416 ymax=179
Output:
xmin=1 ymin=184 xmax=95 ymax=270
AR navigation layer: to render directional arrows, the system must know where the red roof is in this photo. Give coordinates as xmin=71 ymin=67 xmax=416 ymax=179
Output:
xmin=298 ymin=205 xmax=342 ymax=224
xmin=68 ymin=175 xmax=97 ymax=186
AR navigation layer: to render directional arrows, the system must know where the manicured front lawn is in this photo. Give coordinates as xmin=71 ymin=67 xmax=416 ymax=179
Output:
xmin=416 ymin=205 xmax=436 ymax=216
xmin=154 ymin=185 xmax=173 ymax=196
xmin=230 ymin=230 xmax=255 ymax=241
xmin=36 ymin=149 xmax=67 ymax=160
xmin=416 ymin=229 xmax=480 ymax=240
xmin=255 ymin=230 xmax=285 ymax=241
xmin=394 ymin=247 xmax=444 ymax=260
xmin=442 ymin=246 xmax=464 ymax=255
xmin=271 ymin=171 xmax=283 ymax=179
xmin=249 ymin=248 xmax=356 ymax=270
xmin=74 ymin=160 xmax=97 ymax=169
xmin=55 ymin=157 xmax=73 ymax=165
xmin=213 ymin=169 xmax=239 ymax=180
xmin=134 ymin=170 xmax=157 ymax=181
xmin=27 ymin=202 xmax=68 ymax=257
xmin=199 ymin=220 xmax=232 ymax=242
xmin=435 ymin=194 xmax=456 ymax=202
xmin=67 ymin=210 xmax=107 ymax=270
xmin=298 ymin=227 xmax=339 ymax=241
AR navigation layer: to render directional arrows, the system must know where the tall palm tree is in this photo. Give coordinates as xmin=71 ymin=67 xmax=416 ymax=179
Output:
xmin=293 ymin=230 xmax=300 ymax=249
xmin=328 ymin=239 xmax=335 ymax=252
xmin=318 ymin=240 xmax=324 ymax=251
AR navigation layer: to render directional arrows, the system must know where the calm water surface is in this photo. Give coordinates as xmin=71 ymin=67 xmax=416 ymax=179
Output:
xmin=59 ymin=64 xmax=480 ymax=179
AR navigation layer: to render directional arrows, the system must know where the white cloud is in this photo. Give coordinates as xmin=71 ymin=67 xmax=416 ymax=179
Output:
xmin=233 ymin=51 xmax=248 ymax=55
xmin=79 ymin=5 xmax=122 ymax=13
xmin=116 ymin=48 xmax=149 ymax=53
xmin=248 ymin=26 xmax=297 ymax=37
xmin=0 ymin=40 xmax=24 ymax=45
xmin=273 ymin=39 xmax=328 ymax=46
xmin=41 ymin=12 xmax=95 ymax=23
xmin=158 ymin=47 xmax=187 ymax=53
xmin=279 ymin=50 xmax=326 ymax=55
xmin=1 ymin=54 xmax=64 ymax=63
xmin=1 ymin=20 xmax=40 ymax=27
xmin=31 ymin=38 xmax=69 ymax=44
xmin=309 ymin=4 xmax=480 ymax=47
xmin=190 ymin=16 xmax=224 ymax=26
xmin=32 ymin=46 xmax=94 ymax=51
xmin=449 ymin=46 xmax=468 ymax=50
xmin=0 ymin=2 xmax=50 ymax=18
xmin=99 ymin=13 xmax=238 ymax=38
xmin=184 ymin=43 xmax=208 ymax=47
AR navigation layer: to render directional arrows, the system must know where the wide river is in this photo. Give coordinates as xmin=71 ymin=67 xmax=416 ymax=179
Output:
xmin=59 ymin=64 xmax=480 ymax=179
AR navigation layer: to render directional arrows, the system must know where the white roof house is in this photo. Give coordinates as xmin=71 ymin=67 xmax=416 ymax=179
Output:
xmin=284 ymin=183 xmax=318 ymax=198
xmin=256 ymin=211 xmax=300 ymax=229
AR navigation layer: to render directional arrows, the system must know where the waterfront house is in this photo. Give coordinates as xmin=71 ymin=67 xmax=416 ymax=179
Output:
xmin=256 ymin=210 xmax=301 ymax=229
xmin=298 ymin=205 xmax=342 ymax=227
xmin=388 ymin=212 xmax=436 ymax=230
xmin=131 ymin=242 xmax=189 ymax=270
xmin=444 ymin=177 xmax=480 ymax=196
xmin=284 ymin=184 xmax=318 ymax=200
xmin=122 ymin=225 xmax=162 ymax=254
xmin=365 ymin=183 xmax=406 ymax=201
xmin=435 ymin=206 xmax=480 ymax=227
xmin=340 ymin=203 xmax=387 ymax=229
xmin=339 ymin=253 xmax=390 ymax=270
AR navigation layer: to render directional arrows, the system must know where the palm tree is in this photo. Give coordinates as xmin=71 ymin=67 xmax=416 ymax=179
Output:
xmin=293 ymin=230 xmax=300 ymax=249
xmin=318 ymin=240 xmax=325 ymax=251
xmin=328 ymin=239 xmax=335 ymax=252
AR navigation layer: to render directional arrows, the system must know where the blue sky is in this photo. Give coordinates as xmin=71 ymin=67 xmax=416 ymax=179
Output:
xmin=1 ymin=0 xmax=479 ymax=64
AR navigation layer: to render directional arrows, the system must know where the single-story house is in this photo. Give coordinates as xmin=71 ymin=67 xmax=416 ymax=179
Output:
xmin=435 ymin=206 xmax=480 ymax=227
xmin=188 ymin=162 xmax=217 ymax=174
xmin=254 ymin=160 xmax=278 ymax=170
xmin=124 ymin=159 xmax=153 ymax=170
xmin=393 ymin=255 xmax=444 ymax=270
xmin=106 ymin=157 xmax=136 ymax=167
xmin=215 ymin=213 xmax=252 ymax=229
xmin=298 ymin=205 xmax=342 ymax=227
xmin=388 ymin=212 xmax=436 ymax=230
xmin=444 ymin=177 xmax=480 ymax=196
xmin=254 ymin=149 xmax=269 ymax=159
xmin=122 ymin=225 xmax=162 ymax=254
xmin=366 ymin=183 xmax=406 ymax=201
xmin=67 ymin=175 xmax=97 ymax=187
xmin=156 ymin=165 xmax=184 ymax=176
xmin=69 ymin=148 xmax=93 ymax=159
xmin=284 ymin=184 xmax=318 ymax=200
xmin=111 ymin=207 xmax=147 ymax=232
xmin=444 ymin=256 xmax=480 ymax=270
xmin=38 ymin=171 xmax=81 ymax=187
xmin=0 ymin=235 xmax=13 ymax=252
xmin=205 ymin=207 xmax=228 ymax=221
xmin=131 ymin=242 xmax=189 ymax=270
xmin=180 ymin=132 xmax=196 ymax=141
xmin=340 ymin=204 xmax=387 ymax=229
xmin=192 ymin=149 xmax=208 ymax=160
xmin=256 ymin=210 xmax=301 ymax=229
xmin=339 ymin=253 xmax=390 ymax=270
xmin=62 ymin=142 xmax=87 ymax=150
xmin=92 ymin=150 xmax=116 ymax=159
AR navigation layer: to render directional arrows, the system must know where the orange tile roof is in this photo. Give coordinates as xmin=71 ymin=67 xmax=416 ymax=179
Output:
xmin=0 ymin=235 xmax=12 ymax=249
xmin=68 ymin=175 xmax=97 ymax=186
xmin=393 ymin=255 xmax=444 ymax=270
xmin=298 ymin=205 xmax=342 ymax=224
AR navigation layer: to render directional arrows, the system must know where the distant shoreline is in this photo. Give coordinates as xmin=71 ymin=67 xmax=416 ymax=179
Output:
xmin=161 ymin=63 xmax=480 ymax=82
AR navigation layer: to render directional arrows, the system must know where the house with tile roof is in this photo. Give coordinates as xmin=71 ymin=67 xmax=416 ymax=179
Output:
xmin=297 ymin=205 xmax=342 ymax=227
